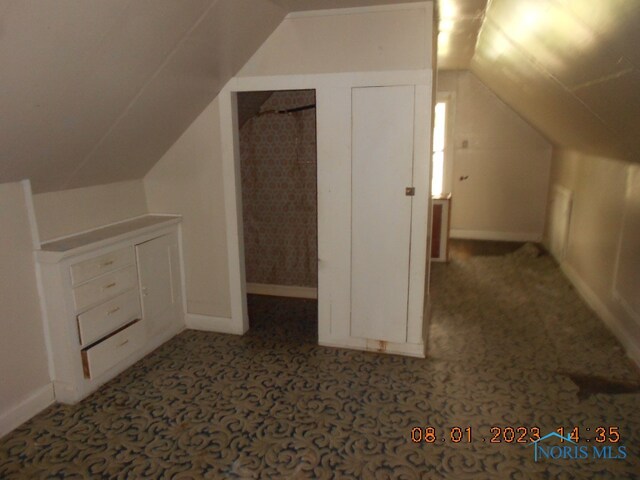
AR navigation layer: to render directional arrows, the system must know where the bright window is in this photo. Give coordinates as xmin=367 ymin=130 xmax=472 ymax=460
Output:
xmin=431 ymin=102 xmax=447 ymax=197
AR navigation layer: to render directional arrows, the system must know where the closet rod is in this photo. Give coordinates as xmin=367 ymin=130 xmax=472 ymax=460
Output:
xmin=257 ymin=104 xmax=316 ymax=116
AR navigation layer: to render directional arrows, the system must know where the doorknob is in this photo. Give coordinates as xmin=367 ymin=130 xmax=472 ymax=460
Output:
xmin=459 ymin=176 xmax=469 ymax=181
xmin=405 ymin=187 xmax=415 ymax=196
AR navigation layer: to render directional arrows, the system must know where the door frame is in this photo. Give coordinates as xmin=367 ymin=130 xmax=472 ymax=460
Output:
xmin=434 ymin=91 xmax=456 ymax=196
xmin=219 ymin=70 xmax=432 ymax=355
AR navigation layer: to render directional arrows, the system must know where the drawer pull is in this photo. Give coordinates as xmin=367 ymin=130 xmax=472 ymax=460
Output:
xmin=107 ymin=307 xmax=121 ymax=316
xmin=101 ymin=260 xmax=114 ymax=267
xmin=102 ymin=282 xmax=117 ymax=290
xmin=118 ymin=340 xmax=129 ymax=347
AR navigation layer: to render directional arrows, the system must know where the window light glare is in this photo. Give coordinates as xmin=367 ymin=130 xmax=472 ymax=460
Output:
xmin=431 ymin=102 xmax=447 ymax=197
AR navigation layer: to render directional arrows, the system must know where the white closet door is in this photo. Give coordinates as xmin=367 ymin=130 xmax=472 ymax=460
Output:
xmin=136 ymin=233 xmax=181 ymax=337
xmin=351 ymin=85 xmax=415 ymax=343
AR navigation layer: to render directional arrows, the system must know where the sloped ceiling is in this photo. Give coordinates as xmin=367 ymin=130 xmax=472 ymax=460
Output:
xmin=439 ymin=0 xmax=640 ymax=163
xmin=269 ymin=0 xmax=426 ymax=11
xmin=1 ymin=0 xmax=433 ymax=193
xmin=0 ymin=0 xmax=286 ymax=193
xmin=437 ymin=0 xmax=486 ymax=70
xmin=7 ymin=0 xmax=638 ymax=194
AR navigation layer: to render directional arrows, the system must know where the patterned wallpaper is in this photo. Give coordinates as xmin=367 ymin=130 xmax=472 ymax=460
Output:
xmin=240 ymin=90 xmax=317 ymax=288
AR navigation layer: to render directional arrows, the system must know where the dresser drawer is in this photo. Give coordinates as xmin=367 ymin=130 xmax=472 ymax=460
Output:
xmin=77 ymin=290 xmax=141 ymax=347
xmin=81 ymin=320 xmax=144 ymax=379
xmin=70 ymin=247 xmax=134 ymax=286
xmin=72 ymin=265 xmax=137 ymax=312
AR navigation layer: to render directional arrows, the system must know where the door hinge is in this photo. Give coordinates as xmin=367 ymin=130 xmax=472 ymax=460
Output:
xmin=405 ymin=187 xmax=415 ymax=196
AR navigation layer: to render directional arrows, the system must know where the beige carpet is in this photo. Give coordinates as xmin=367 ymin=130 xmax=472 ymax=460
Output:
xmin=1 ymin=246 xmax=639 ymax=478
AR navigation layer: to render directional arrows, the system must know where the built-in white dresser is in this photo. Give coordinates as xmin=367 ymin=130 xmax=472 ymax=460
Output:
xmin=36 ymin=215 xmax=185 ymax=404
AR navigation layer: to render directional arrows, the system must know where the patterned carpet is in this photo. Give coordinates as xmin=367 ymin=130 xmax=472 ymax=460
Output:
xmin=1 ymin=246 xmax=639 ymax=478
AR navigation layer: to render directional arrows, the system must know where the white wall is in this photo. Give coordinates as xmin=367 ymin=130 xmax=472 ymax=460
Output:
xmin=238 ymin=5 xmax=432 ymax=77
xmin=144 ymin=4 xmax=434 ymax=335
xmin=437 ymin=71 xmax=552 ymax=242
xmin=145 ymin=99 xmax=231 ymax=319
xmin=546 ymin=149 xmax=640 ymax=366
xmin=0 ymin=182 xmax=52 ymax=438
xmin=33 ymin=180 xmax=148 ymax=242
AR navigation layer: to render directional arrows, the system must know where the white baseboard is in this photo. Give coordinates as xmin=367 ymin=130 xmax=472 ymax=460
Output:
xmin=560 ymin=261 xmax=640 ymax=368
xmin=186 ymin=313 xmax=245 ymax=335
xmin=319 ymin=338 xmax=426 ymax=358
xmin=246 ymin=283 xmax=318 ymax=299
xmin=0 ymin=383 xmax=55 ymax=439
xmin=450 ymin=229 xmax=542 ymax=243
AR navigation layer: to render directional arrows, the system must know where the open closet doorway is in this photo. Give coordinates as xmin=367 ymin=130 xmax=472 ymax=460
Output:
xmin=235 ymin=90 xmax=318 ymax=340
